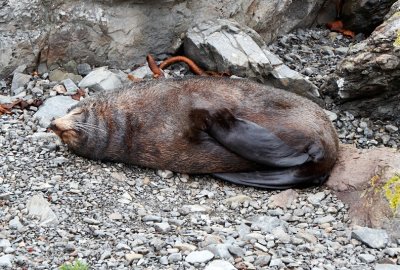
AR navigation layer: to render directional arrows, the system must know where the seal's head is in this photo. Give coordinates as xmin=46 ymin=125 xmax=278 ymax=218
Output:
xmin=49 ymin=106 xmax=87 ymax=149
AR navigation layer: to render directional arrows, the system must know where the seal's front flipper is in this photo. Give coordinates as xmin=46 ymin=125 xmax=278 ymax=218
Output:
xmin=213 ymin=169 xmax=328 ymax=189
xmin=194 ymin=108 xmax=311 ymax=167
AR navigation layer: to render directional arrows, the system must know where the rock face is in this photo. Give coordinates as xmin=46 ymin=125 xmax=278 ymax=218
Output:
xmin=185 ymin=19 xmax=320 ymax=100
xmin=0 ymin=0 xmax=326 ymax=77
xmin=323 ymin=1 xmax=400 ymax=122
xmin=341 ymin=0 xmax=397 ymax=34
xmin=326 ymin=144 xmax=400 ymax=238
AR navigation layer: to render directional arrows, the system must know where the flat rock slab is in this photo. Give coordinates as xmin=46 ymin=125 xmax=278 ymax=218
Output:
xmin=26 ymin=194 xmax=59 ymax=226
xmin=34 ymin=96 xmax=78 ymax=128
xmin=326 ymin=144 xmax=400 ymax=238
xmin=352 ymin=227 xmax=390 ymax=249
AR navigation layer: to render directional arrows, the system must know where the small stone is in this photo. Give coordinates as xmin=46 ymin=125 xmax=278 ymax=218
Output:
xmin=53 ymin=84 xmax=67 ymax=94
xmin=205 ymin=260 xmax=236 ymax=270
xmin=385 ymin=125 xmax=398 ymax=133
xmin=308 ymin=192 xmax=326 ymax=204
xmin=64 ymin=243 xmax=76 ymax=253
xmin=142 ymin=215 xmax=162 ymax=222
xmin=185 ymin=250 xmax=214 ymax=264
xmin=168 ymin=253 xmax=182 ymax=262
xmin=31 ymin=87 xmax=44 ymax=96
xmin=0 ymin=239 xmax=11 ymax=249
xmin=62 ymin=78 xmax=79 ymax=93
xmin=324 ymin=110 xmax=338 ymax=122
xmin=181 ymin=204 xmax=212 ymax=214
xmin=154 ymin=222 xmax=171 ymax=233
xmin=159 ymin=256 xmax=168 ymax=265
xmin=11 ymin=72 xmax=31 ymax=95
xmin=254 ymin=255 xmax=271 ymax=267
xmin=374 ymin=265 xmax=400 ymax=270
xmin=100 ymin=250 xmax=111 ymax=260
xmin=224 ymin=195 xmax=251 ymax=206
xmin=0 ymin=254 xmax=12 ymax=268
xmin=77 ymin=63 xmax=92 ymax=76
xmin=109 ymin=212 xmax=123 ymax=220
xmin=270 ymin=258 xmax=283 ymax=267
xmin=125 ymin=253 xmax=143 ymax=263
xmin=83 ymin=218 xmax=101 ymax=225
xmin=358 ymin=253 xmax=376 ymax=263
xmin=157 ymin=169 xmax=174 ymax=179
xmin=9 ymin=217 xmax=23 ymax=230
xmin=26 ymin=194 xmax=59 ymax=226
xmin=314 ymin=215 xmax=335 ymax=224
xmin=269 ymin=189 xmax=299 ymax=209
xmin=351 ymin=227 xmax=389 ymax=249
xmin=174 ymin=243 xmax=197 ymax=252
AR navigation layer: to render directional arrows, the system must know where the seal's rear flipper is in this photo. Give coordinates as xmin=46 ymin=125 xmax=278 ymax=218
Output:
xmin=190 ymin=108 xmax=314 ymax=167
xmin=213 ymin=169 xmax=328 ymax=189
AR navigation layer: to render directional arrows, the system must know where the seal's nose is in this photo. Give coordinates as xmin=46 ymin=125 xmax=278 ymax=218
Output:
xmin=48 ymin=121 xmax=58 ymax=131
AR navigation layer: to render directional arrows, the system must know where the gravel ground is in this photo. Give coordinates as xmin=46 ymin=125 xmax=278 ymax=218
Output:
xmin=0 ymin=27 xmax=399 ymax=270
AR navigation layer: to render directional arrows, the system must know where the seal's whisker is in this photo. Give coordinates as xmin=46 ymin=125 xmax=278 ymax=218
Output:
xmin=75 ymin=122 xmax=107 ymax=134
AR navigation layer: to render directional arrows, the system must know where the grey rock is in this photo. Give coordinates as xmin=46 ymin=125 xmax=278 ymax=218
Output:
xmin=142 ymin=215 xmax=162 ymax=223
xmin=185 ymin=19 xmax=319 ymax=100
xmin=314 ymin=215 xmax=335 ymax=224
xmin=153 ymin=222 xmax=171 ymax=233
xmin=9 ymin=217 xmax=23 ymax=230
xmin=31 ymin=87 xmax=44 ymax=96
xmin=83 ymin=218 xmax=101 ymax=225
xmin=26 ymin=194 xmax=59 ymax=226
xmin=352 ymin=227 xmax=389 ymax=249
xmin=358 ymin=253 xmax=376 ymax=263
xmin=0 ymin=239 xmax=11 ymax=249
xmin=62 ymin=78 xmax=79 ymax=93
xmin=325 ymin=2 xmax=400 ymax=121
xmin=168 ymin=253 xmax=182 ymax=262
xmin=156 ymin=170 xmax=174 ymax=179
xmin=205 ymin=260 xmax=237 ymax=270
xmin=385 ymin=125 xmax=399 ymax=133
xmin=34 ymin=96 xmax=78 ymax=128
xmin=341 ymin=0 xmax=395 ymax=34
xmin=250 ymin=215 xmax=286 ymax=233
xmin=159 ymin=256 xmax=168 ymax=265
xmin=78 ymin=67 xmax=124 ymax=92
xmin=185 ymin=19 xmax=272 ymax=78
xmin=130 ymin=65 xmax=153 ymax=79
xmin=206 ymin=244 xmax=232 ymax=260
xmin=375 ymin=265 xmax=400 ymax=270
xmin=254 ymin=255 xmax=272 ymax=267
xmin=0 ymin=0 xmax=325 ymax=78
xmin=307 ymin=192 xmax=326 ymax=204
xmin=11 ymin=73 xmax=31 ymax=95
xmin=49 ymin=69 xmax=82 ymax=83
xmin=324 ymin=110 xmax=338 ymax=122
xmin=77 ymin=63 xmax=92 ymax=76
xmin=185 ymin=250 xmax=214 ymax=264
xmin=0 ymin=254 xmax=12 ymax=268
xmin=270 ymin=258 xmax=283 ymax=267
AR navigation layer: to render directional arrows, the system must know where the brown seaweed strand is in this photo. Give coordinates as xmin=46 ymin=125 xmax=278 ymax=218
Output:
xmin=159 ymin=56 xmax=206 ymax=76
xmin=146 ymin=54 xmax=164 ymax=78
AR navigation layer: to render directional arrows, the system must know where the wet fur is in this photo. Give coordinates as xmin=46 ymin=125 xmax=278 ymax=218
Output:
xmin=52 ymin=77 xmax=339 ymax=188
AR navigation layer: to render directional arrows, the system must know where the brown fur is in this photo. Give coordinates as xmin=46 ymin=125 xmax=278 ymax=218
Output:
xmin=51 ymin=77 xmax=339 ymax=178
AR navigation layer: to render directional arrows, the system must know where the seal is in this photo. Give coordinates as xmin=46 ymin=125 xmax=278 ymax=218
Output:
xmin=50 ymin=77 xmax=339 ymax=189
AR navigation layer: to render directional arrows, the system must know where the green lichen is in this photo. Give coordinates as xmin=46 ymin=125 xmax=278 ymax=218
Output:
xmin=394 ymin=29 xmax=400 ymax=47
xmin=383 ymin=173 xmax=400 ymax=214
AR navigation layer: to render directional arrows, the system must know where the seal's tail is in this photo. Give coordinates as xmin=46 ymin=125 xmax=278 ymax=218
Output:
xmin=213 ymin=168 xmax=328 ymax=189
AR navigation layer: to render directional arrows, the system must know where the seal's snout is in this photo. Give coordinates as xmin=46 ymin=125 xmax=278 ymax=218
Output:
xmin=48 ymin=121 xmax=58 ymax=131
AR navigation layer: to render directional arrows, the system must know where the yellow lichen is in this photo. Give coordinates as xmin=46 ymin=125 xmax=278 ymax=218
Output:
xmin=394 ymin=29 xmax=400 ymax=47
xmin=383 ymin=173 xmax=400 ymax=214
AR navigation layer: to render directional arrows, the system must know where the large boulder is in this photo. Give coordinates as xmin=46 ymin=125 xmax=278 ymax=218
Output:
xmin=322 ymin=1 xmax=400 ymax=123
xmin=327 ymin=144 xmax=400 ymax=239
xmin=0 ymin=0 xmax=326 ymax=77
xmin=340 ymin=0 xmax=397 ymax=34
xmin=184 ymin=19 xmax=320 ymax=100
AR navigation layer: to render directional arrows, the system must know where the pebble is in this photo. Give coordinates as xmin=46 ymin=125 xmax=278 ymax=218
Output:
xmin=358 ymin=253 xmax=376 ymax=263
xmin=205 ymin=260 xmax=236 ymax=270
xmin=351 ymin=227 xmax=389 ymax=249
xmin=185 ymin=250 xmax=214 ymax=264
xmin=0 ymin=254 xmax=12 ymax=268
xmin=125 ymin=253 xmax=143 ymax=263
xmin=153 ymin=222 xmax=171 ymax=233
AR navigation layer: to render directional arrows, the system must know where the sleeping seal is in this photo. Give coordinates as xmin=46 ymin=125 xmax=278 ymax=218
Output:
xmin=50 ymin=77 xmax=339 ymax=189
